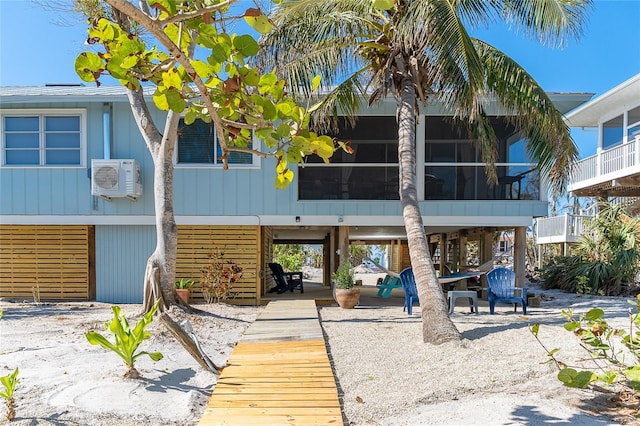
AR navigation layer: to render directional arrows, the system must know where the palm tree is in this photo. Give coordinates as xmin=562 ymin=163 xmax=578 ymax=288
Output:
xmin=261 ymin=0 xmax=591 ymax=344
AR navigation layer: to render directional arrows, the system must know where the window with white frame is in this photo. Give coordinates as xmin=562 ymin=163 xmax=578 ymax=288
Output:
xmin=176 ymin=118 xmax=257 ymax=166
xmin=2 ymin=110 xmax=85 ymax=167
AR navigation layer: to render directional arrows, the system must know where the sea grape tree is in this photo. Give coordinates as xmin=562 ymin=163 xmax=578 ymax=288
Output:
xmin=75 ymin=0 xmax=349 ymax=312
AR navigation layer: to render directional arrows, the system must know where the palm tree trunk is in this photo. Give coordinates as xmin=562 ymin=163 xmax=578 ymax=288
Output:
xmin=397 ymin=71 xmax=461 ymax=344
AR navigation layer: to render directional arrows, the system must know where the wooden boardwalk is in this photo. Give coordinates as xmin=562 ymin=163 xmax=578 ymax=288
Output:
xmin=199 ymin=300 xmax=343 ymax=426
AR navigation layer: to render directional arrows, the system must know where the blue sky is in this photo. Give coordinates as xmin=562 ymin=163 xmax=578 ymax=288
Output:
xmin=1 ymin=0 xmax=638 ymax=155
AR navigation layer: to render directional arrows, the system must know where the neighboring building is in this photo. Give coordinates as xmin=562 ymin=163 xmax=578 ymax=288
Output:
xmin=536 ymin=74 xmax=640 ymax=253
xmin=0 ymin=86 xmax=590 ymax=303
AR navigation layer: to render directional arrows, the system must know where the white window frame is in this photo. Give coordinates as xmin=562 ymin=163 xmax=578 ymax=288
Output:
xmin=174 ymin=118 xmax=261 ymax=169
xmin=1 ymin=108 xmax=87 ymax=168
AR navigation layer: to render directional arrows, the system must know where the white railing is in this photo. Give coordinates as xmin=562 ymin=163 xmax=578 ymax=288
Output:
xmin=569 ymin=136 xmax=640 ymax=189
xmin=535 ymin=214 xmax=591 ymax=244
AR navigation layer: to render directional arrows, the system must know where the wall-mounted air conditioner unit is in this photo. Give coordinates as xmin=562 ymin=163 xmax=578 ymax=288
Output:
xmin=91 ymin=159 xmax=142 ymax=200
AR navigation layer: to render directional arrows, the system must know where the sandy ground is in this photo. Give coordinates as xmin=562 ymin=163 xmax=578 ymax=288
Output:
xmin=1 ymin=271 xmax=639 ymax=425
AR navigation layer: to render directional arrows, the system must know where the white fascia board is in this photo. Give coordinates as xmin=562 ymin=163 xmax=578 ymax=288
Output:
xmin=0 ymin=215 xmax=157 ymax=225
xmin=564 ymin=74 xmax=640 ymax=127
xmin=254 ymin=215 xmax=533 ymax=227
xmin=2 ymin=214 xmax=533 ymax=227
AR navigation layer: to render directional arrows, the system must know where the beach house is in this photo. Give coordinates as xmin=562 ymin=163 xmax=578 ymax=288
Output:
xmin=0 ymin=85 xmax=590 ymax=303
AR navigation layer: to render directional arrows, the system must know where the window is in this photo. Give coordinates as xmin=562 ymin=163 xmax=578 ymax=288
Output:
xmin=602 ymin=114 xmax=624 ymax=149
xmin=176 ymin=118 xmax=257 ymax=166
xmin=2 ymin=110 xmax=85 ymax=167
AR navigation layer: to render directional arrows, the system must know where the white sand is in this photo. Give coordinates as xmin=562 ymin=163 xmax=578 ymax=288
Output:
xmin=0 ymin=278 xmax=635 ymax=425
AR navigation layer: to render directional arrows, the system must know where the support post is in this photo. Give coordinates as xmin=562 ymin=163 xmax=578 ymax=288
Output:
xmin=338 ymin=226 xmax=349 ymax=265
xmin=514 ymin=226 xmax=526 ymax=288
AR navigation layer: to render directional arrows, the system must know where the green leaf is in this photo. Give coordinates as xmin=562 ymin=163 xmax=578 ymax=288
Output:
xmin=195 ymin=23 xmax=218 ymax=48
xmin=106 ymin=58 xmax=128 ymax=80
xmin=564 ymin=321 xmax=580 ymax=332
xmin=624 ymin=367 xmax=640 ymax=390
xmin=530 ymin=323 xmax=540 ymax=336
xmin=210 ymin=43 xmax=231 ymax=64
xmin=75 ymin=52 xmax=104 ymax=82
xmin=191 ymin=60 xmax=212 ymax=79
xmin=149 ymin=0 xmax=177 ymax=17
xmin=286 ymin=146 xmax=303 ymax=164
xmin=153 ymin=88 xmax=186 ymax=112
xmin=244 ymin=8 xmax=273 ymax=35
xmin=585 ymin=308 xmax=605 ymax=321
xmin=275 ymin=168 xmax=294 ymax=189
xmin=184 ymin=108 xmax=198 ymax=125
xmin=161 ymin=69 xmax=182 ymax=89
xmin=240 ymin=66 xmax=260 ymax=86
xmin=121 ymin=55 xmax=139 ymax=70
xmin=310 ymin=135 xmax=335 ymax=160
xmin=252 ymin=95 xmax=277 ymax=121
xmin=598 ymin=371 xmax=618 ymax=386
xmin=372 ymin=0 xmax=395 ymax=11
xmin=311 ymin=75 xmax=321 ymax=92
xmin=558 ymin=368 xmax=596 ymax=388
xmin=146 ymin=351 xmax=164 ymax=362
xmin=0 ymin=368 xmax=18 ymax=400
xmin=258 ymin=73 xmax=277 ymax=94
xmin=233 ymin=34 xmax=259 ymax=57
xmin=86 ymin=331 xmax=118 ymax=351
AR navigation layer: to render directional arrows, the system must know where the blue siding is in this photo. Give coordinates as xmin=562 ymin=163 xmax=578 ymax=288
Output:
xmin=1 ymin=95 xmax=548 ymax=221
xmin=95 ymin=225 xmax=156 ymax=303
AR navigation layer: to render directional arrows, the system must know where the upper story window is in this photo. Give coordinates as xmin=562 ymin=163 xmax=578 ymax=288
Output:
xmin=298 ymin=116 xmax=400 ymax=200
xmin=627 ymin=105 xmax=640 ymax=141
xmin=602 ymin=114 xmax=624 ymax=149
xmin=176 ymin=118 xmax=258 ymax=167
xmin=1 ymin=109 xmax=85 ymax=167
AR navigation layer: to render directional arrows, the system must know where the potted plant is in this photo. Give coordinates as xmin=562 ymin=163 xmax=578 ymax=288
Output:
xmin=174 ymin=278 xmax=194 ymax=304
xmin=332 ymin=262 xmax=360 ymax=309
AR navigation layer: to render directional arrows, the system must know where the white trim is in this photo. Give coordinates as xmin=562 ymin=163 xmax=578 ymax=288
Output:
xmin=1 ymin=214 xmax=534 ymax=228
xmin=1 ymin=108 xmax=87 ymax=168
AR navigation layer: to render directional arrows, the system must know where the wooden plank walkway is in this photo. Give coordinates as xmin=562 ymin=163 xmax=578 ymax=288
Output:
xmin=199 ymin=300 xmax=343 ymax=426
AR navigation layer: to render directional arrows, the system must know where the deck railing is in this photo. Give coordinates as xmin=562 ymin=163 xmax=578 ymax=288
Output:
xmin=535 ymin=214 xmax=591 ymax=244
xmin=569 ymin=136 xmax=640 ymax=190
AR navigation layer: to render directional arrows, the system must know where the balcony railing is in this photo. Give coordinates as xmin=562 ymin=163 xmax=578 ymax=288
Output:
xmin=535 ymin=214 xmax=591 ymax=244
xmin=569 ymin=136 xmax=640 ymax=192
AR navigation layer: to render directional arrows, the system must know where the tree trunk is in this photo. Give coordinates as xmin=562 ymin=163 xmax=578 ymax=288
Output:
xmin=125 ymin=89 xmax=181 ymax=313
xmin=396 ymin=72 xmax=461 ymax=344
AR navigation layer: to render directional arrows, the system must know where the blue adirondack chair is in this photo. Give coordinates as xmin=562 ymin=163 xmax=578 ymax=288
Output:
xmin=399 ymin=267 xmax=419 ymax=315
xmin=486 ymin=267 xmax=527 ymax=314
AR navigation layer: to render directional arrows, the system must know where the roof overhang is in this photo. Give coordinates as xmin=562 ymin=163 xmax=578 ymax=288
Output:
xmin=565 ymin=74 xmax=640 ymax=128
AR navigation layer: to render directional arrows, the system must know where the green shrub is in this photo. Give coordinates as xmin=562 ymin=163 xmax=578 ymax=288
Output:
xmin=540 ymin=204 xmax=640 ymax=296
xmin=531 ymin=296 xmax=640 ymax=398
xmin=0 ymin=368 xmax=18 ymax=421
xmin=274 ymin=244 xmax=305 ymax=271
xmin=539 ymin=256 xmax=583 ymax=292
xmin=86 ymin=301 xmax=163 ymax=378
xmin=332 ymin=262 xmax=355 ymax=289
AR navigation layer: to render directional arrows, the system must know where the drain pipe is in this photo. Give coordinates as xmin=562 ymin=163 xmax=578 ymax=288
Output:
xmin=103 ymin=103 xmax=111 ymax=159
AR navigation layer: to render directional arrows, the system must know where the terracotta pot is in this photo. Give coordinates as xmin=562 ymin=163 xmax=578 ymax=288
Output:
xmin=334 ymin=288 xmax=360 ymax=309
xmin=175 ymin=289 xmax=190 ymax=304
